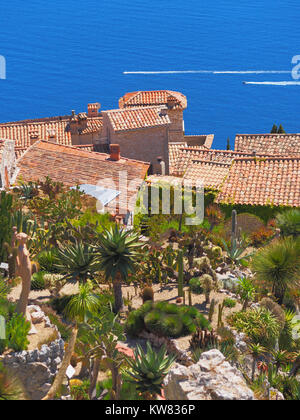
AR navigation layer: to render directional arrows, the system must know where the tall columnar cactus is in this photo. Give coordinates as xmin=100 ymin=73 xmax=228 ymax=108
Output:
xmin=188 ymin=287 xmax=192 ymax=306
xmin=217 ymin=302 xmax=225 ymax=328
xmin=177 ymin=250 xmax=184 ymax=298
xmin=208 ymin=298 xmax=216 ymax=322
xmin=231 ymin=209 xmax=238 ymax=243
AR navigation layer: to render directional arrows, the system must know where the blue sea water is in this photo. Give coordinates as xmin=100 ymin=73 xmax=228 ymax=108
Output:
xmin=0 ymin=0 xmax=300 ymax=149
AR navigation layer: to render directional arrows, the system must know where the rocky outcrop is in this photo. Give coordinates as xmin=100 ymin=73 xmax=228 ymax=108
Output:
xmin=2 ymin=339 xmax=64 ymax=400
xmin=164 ymin=349 xmax=255 ymax=400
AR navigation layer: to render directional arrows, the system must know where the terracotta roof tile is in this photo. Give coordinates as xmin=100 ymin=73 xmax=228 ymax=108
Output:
xmin=119 ymin=90 xmax=187 ymax=110
xmin=173 ymin=147 xmax=277 ymax=176
xmin=234 ymin=133 xmax=300 ymax=155
xmin=16 ymin=141 xmax=149 ymax=213
xmin=183 ymin=160 xmax=231 ymax=188
xmin=216 ymin=156 xmax=300 ymax=207
xmin=0 ymin=116 xmax=103 ymax=149
xmin=103 ymin=106 xmax=171 ymax=132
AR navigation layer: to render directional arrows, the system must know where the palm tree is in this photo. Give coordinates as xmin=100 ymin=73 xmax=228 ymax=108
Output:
xmin=96 ymin=226 xmax=141 ymax=313
xmin=43 ymin=283 xmax=100 ymax=400
xmin=248 ymin=343 xmax=267 ymax=382
xmin=251 ymin=238 xmax=300 ymax=305
xmin=55 ymin=241 xmax=99 ymax=284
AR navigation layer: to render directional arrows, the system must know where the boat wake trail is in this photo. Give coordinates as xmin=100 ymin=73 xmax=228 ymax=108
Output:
xmin=123 ymin=70 xmax=292 ymax=75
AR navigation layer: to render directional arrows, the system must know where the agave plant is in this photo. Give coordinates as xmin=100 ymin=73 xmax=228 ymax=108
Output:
xmin=54 ymin=241 xmax=99 ymax=284
xmin=95 ymin=226 xmax=141 ymax=313
xmin=125 ymin=342 xmax=176 ymax=399
xmin=221 ymin=238 xmax=253 ymax=266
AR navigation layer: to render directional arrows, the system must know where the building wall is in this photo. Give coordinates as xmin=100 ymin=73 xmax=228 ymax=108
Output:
xmin=168 ymin=109 xmax=184 ymax=143
xmin=105 ymin=122 xmax=170 ymax=174
xmin=71 ymin=131 xmax=102 ymax=145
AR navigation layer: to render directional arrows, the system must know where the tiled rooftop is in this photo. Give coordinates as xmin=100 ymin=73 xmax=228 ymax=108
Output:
xmin=234 ymin=133 xmax=300 ymax=155
xmin=119 ymin=90 xmax=187 ymax=110
xmin=216 ymin=156 xmax=300 ymax=207
xmin=172 ymin=147 xmax=278 ymax=176
xmin=16 ymin=141 xmax=150 ymax=213
xmin=0 ymin=115 xmax=103 ymax=149
xmin=183 ymin=159 xmax=231 ymax=189
xmin=103 ymin=106 xmax=171 ymax=132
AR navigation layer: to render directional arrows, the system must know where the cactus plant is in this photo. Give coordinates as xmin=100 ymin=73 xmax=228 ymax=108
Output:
xmin=177 ymin=250 xmax=184 ymax=297
xmin=200 ymin=274 xmax=214 ymax=304
xmin=208 ymin=298 xmax=216 ymax=322
xmin=141 ymin=286 xmax=154 ymax=304
xmin=188 ymin=287 xmax=192 ymax=306
xmin=231 ymin=209 xmax=238 ymax=243
xmin=190 ymin=328 xmax=218 ymax=350
xmin=217 ymin=302 xmax=225 ymax=328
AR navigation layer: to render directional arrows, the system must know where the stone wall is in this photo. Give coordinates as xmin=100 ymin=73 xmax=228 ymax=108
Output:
xmin=0 ymin=305 xmax=65 ymax=400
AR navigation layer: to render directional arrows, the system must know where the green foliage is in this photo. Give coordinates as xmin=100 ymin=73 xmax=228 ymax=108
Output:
xmin=276 ymin=209 xmax=300 ymax=238
xmin=271 ymin=124 xmax=278 ymax=133
xmin=222 ymin=238 xmax=253 ymax=266
xmin=251 ymin=237 xmax=300 ymax=304
xmin=125 ymin=301 xmax=210 ymax=338
xmin=50 ymin=295 xmax=75 ymax=315
xmin=229 ymin=307 xmax=280 ymax=347
xmin=64 ymin=283 xmax=101 ymax=322
xmin=55 ymin=241 xmax=99 ymax=283
xmin=47 ymin=313 xmax=72 ymax=342
xmin=141 ymin=287 xmax=154 ymax=304
xmin=125 ymin=342 xmax=176 ymax=397
xmin=5 ymin=313 xmax=30 ymax=352
xmin=237 ymin=277 xmax=256 ymax=310
xmin=31 ymin=271 xmax=46 ymax=291
xmin=0 ymin=191 xmax=13 ymax=262
xmin=223 ymin=298 xmax=237 ymax=308
xmin=189 ymin=277 xmax=203 ymax=294
xmin=37 ymin=249 xmax=60 ymax=273
xmin=95 ymin=226 xmax=141 ymax=281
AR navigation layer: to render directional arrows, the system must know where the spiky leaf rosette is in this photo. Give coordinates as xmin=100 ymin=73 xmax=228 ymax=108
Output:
xmin=125 ymin=342 xmax=176 ymax=396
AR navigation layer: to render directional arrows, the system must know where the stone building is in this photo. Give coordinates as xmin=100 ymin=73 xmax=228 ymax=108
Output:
xmin=99 ymin=106 xmax=171 ymax=174
xmin=119 ymin=90 xmax=188 ymax=143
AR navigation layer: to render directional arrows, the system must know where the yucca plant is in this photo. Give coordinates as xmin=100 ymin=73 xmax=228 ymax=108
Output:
xmin=251 ymin=238 xmax=300 ymax=305
xmin=237 ymin=277 xmax=256 ymax=311
xmin=125 ymin=342 xmax=176 ymax=400
xmin=95 ymin=226 xmax=141 ymax=313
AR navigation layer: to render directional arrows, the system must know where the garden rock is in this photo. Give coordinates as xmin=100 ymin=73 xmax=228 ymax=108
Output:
xmin=164 ymin=349 xmax=255 ymax=400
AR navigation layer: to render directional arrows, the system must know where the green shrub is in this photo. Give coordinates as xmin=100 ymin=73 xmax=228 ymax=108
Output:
xmin=223 ymin=298 xmax=237 ymax=308
xmin=189 ymin=278 xmax=203 ymax=294
xmin=6 ymin=314 xmax=30 ymax=352
xmin=50 ymin=295 xmax=75 ymax=315
xmin=37 ymin=250 xmax=60 ymax=273
xmin=228 ymin=308 xmax=280 ymax=347
xmin=47 ymin=313 xmax=72 ymax=342
xmin=276 ymin=209 xmax=300 ymax=238
xmin=31 ymin=271 xmax=46 ymax=291
xmin=126 ymin=301 xmax=210 ymax=338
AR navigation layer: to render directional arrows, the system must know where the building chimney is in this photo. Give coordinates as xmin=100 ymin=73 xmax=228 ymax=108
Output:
xmin=110 ymin=144 xmax=121 ymax=161
xmin=88 ymin=103 xmax=101 ymax=118
xmin=167 ymin=95 xmax=177 ymax=109
xmin=47 ymin=129 xmax=57 ymax=142
xmin=29 ymin=130 xmax=39 ymax=145
xmin=159 ymin=106 xmax=168 ymax=117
